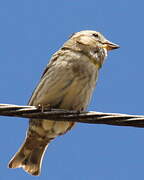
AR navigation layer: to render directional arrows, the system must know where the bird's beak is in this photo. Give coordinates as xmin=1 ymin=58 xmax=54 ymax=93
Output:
xmin=103 ymin=41 xmax=120 ymax=51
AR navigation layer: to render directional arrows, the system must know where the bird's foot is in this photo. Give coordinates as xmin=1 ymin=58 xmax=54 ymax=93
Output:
xmin=37 ymin=104 xmax=52 ymax=112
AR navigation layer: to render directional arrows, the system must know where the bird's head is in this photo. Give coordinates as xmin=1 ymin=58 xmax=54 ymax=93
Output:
xmin=63 ymin=30 xmax=119 ymax=68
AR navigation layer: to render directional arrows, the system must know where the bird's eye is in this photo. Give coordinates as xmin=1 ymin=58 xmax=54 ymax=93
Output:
xmin=92 ymin=33 xmax=99 ymax=38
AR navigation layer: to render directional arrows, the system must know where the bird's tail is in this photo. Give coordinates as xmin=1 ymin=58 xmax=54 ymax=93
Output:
xmin=8 ymin=135 xmax=51 ymax=176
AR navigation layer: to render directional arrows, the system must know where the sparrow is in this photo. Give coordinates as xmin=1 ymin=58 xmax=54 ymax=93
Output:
xmin=8 ymin=30 xmax=119 ymax=175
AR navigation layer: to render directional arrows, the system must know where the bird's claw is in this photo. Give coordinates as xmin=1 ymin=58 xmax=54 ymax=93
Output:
xmin=37 ymin=104 xmax=51 ymax=112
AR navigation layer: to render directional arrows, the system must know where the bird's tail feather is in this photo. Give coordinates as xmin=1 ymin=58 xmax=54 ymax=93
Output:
xmin=8 ymin=136 xmax=50 ymax=176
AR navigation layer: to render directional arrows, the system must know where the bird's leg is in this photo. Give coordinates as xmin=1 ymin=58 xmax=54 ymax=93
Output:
xmin=37 ymin=104 xmax=52 ymax=112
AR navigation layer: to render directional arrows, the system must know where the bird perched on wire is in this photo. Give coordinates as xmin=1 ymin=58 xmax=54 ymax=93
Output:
xmin=8 ymin=30 xmax=119 ymax=176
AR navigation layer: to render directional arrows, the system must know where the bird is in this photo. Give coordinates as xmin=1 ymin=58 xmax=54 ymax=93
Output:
xmin=8 ymin=30 xmax=119 ymax=176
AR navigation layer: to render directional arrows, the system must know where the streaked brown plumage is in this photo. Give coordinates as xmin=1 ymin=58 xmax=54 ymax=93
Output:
xmin=8 ymin=30 xmax=119 ymax=175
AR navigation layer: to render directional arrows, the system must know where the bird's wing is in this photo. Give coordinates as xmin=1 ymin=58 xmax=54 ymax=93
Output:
xmin=28 ymin=51 xmax=75 ymax=106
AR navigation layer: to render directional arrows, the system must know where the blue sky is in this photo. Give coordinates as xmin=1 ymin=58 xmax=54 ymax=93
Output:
xmin=0 ymin=0 xmax=144 ymax=179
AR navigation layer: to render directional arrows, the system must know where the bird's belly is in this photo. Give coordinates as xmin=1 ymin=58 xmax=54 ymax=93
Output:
xmin=41 ymin=76 xmax=96 ymax=137
xmin=42 ymin=120 xmax=75 ymax=138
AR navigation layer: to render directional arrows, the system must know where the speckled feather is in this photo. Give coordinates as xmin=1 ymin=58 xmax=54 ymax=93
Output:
xmin=8 ymin=30 xmax=119 ymax=176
